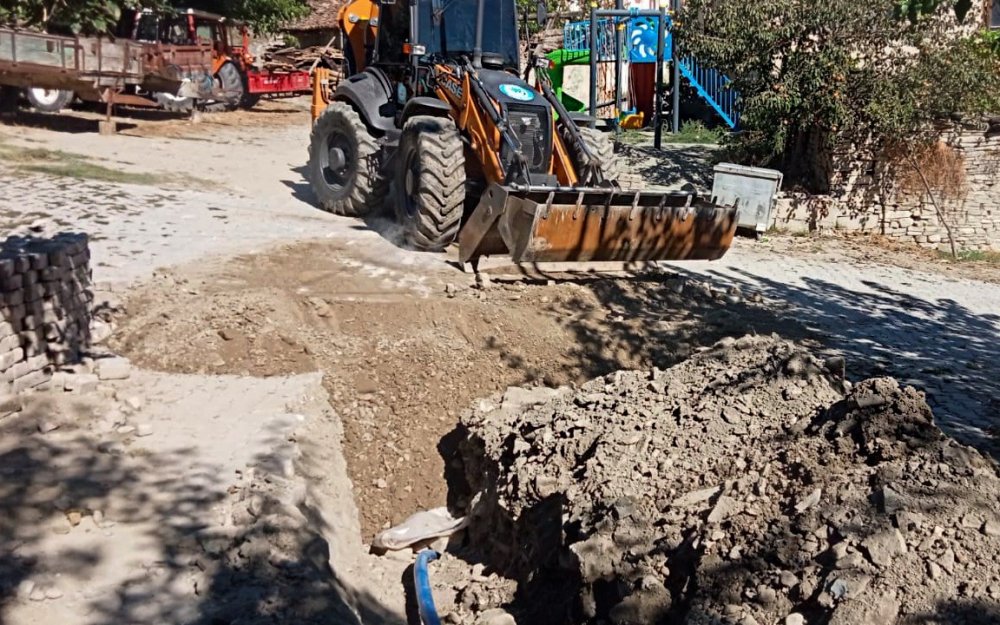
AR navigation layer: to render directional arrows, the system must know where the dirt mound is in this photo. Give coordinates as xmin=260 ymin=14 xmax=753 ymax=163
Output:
xmin=445 ymin=335 xmax=1000 ymax=625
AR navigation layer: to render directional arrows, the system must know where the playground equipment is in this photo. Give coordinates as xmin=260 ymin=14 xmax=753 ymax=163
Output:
xmin=561 ymin=4 xmax=740 ymax=142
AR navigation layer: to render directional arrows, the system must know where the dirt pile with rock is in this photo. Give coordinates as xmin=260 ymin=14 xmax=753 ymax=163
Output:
xmin=447 ymin=334 xmax=1000 ymax=625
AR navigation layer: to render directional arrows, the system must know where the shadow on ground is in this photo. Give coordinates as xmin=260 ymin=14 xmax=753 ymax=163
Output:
xmin=0 ymin=396 xmax=400 ymax=625
xmin=663 ymin=266 xmax=1000 ymax=455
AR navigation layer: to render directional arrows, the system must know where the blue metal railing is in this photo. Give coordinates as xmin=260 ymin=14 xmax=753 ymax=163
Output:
xmin=562 ymin=17 xmax=739 ymax=129
xmin=678 ymin=57 xmax=739 ymax=129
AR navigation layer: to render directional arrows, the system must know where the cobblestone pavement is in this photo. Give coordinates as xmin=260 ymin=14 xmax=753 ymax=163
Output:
xmin=669 ymin=242 xmax=1000 ymax=452
xmin=3 ymin=163 xmax=998 ymax=454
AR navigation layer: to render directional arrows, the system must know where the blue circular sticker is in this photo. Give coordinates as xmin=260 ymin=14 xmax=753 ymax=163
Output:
xmin=499 ymin=83 xmax=535 ymax=102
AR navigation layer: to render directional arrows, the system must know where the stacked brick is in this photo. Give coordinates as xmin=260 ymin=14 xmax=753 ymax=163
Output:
xmin=0 ymin=233 xmax=92 ymax=395
xmin=770 ymin=120 xmax=1000 ymax=252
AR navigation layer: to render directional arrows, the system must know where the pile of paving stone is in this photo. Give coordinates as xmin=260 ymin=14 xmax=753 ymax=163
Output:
xmin=1 ymin=233 xmax=92 ymax=394
xmin=450 ymin=334 xmax=1000 ymax=625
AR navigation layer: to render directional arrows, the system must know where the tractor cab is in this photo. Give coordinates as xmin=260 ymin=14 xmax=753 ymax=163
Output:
xmin=373 ymin=0 xmax=519 ymax=71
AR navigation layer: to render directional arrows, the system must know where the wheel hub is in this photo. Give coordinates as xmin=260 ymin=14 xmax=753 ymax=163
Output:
xmin=328 ymin=147 xmax=347 ymax=171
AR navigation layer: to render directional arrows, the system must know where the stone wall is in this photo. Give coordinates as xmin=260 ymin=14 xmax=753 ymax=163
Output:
xmin=0 ymin=234 xmax=92 ymax=394
xmin=769 ymin=121 xmax=1000 ymax=251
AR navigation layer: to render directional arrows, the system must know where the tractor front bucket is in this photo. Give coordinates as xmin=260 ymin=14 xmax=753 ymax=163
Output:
xmin=458 ymin=183 xmax=738 ymax=265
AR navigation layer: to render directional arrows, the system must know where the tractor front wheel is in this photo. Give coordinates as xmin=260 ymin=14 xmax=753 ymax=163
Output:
xmin=307 ymin=101 xmax=385 ymax=216
xmin=563 ymin=125 xmax=624 ymax=184
xmin=394 ymin=115 xmax=466 ymax=252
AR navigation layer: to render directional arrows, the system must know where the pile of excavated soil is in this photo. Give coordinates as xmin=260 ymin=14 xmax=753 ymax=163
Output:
xmin=438 ymin=334 xmax=1000 ymax=625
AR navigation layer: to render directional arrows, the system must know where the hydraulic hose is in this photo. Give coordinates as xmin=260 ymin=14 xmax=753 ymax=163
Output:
xmin=414 ymin=549 xmax=442 ymax=625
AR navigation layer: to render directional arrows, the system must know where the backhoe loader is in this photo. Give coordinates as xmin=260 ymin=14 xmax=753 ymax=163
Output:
xmin=306 ymin=0 xmax=737 ymax=265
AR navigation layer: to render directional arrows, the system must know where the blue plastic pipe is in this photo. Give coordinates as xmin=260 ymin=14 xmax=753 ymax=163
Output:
xmin=414 ymin=549 xmax=442 ymax=625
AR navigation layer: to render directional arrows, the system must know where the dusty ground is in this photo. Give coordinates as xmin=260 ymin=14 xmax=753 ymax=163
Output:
xmin=107 ymin=242 xmax=794 ymax=540
xmin=2 ymin=101 xmax=1000 ymax=625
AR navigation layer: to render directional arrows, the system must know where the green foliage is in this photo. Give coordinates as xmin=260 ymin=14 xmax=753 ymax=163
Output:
xmin=660 ymin=120 xmax=726 ymax=145
xmin=0 ymin=0 xmax=166 ymax=34
xmin=185 ymin=0 xmax=308 ymax=34
xmin=0 ymin=0 xmax=307 ymax=35
xmin=678 ymin=0 xmax=1000 ymax=190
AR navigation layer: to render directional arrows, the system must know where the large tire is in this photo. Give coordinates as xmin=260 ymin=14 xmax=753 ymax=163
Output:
xmin=393 ymin=115 xmax=467 ymax=252
xmin=25 ymin=88 xmax=73 ymax=113
xmin=562 ymin=125 xmax=624 ymax=184
xmin=307 ymin=101 xmax=385 ymax=216
xmin=202 ymin=61 xmax=244 ymax=112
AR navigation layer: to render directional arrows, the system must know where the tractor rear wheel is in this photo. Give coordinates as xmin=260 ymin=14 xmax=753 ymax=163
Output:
xmin=393 ymin=115 xmax=466 ymax=252
xmin=307 ymin=101 xmax=385 ymax=216
xmin=563 ymin=125 xmax=624 ymax=184
xmin=25 ymin=88 xmax=73 ymax=113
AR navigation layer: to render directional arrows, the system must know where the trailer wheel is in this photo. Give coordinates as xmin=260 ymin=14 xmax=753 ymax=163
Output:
xmin=307 ymin=101 xmax=386 ymax=216
xmin=393 ymin=115 xmax=467 ymax=252
xmin=26 ymin=88 xmax=74 ymax=113
xmin=563 ymin=125 xmax=624 ymax=184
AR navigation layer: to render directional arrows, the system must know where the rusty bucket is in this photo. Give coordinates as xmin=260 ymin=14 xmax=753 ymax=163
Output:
xmin=459 ymin=183 xmax=738 ymax=265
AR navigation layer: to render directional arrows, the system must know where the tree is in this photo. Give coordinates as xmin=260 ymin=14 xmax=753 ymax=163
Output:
xmin=0 ymin=0 xmax=308 ymax=35
xmin=676 ymin=0 xmax=1000 ymax=192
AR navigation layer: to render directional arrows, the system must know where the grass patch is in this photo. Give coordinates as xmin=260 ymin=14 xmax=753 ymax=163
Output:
xmin=938 ymin=249 xmax=1000 ymax=263
xmin=659 ymin=120 xmax=726 ymax=145
xmin=0 ymin=145 xmax=163 ymax=185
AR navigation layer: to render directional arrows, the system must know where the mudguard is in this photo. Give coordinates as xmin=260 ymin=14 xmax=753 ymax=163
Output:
xmin=333 ymin=68 xmax=395 ymax=132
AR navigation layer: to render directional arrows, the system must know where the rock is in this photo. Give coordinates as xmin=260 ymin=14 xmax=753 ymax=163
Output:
xmin=475 ymin=608 xmax=515 ymax=625
xmin=247 ymin=496 xmax=264 ymax=517
xmin=29 ymin=587 xmax=46 ymax=601
xmin=608 ymin=579 xmax=671 ymax=625
xmin=90 ymin=319 xmax=113 ymax=344
xmin=936 ymin=548 xmax=956 ymax=574
xmin=117 ymin=425 xmax=136 ymax=435
xmin=66 ymin=511 xmax=82 ymax=526
xmin=779 ymin=571 xmax=798 ymax=588
xmin=375 ymin=478 xmax=388 ymax=489
xmin=474 ymin=273 xmax=492 ymax=290
xmin=672 ymin=486 xmax=721 ymax=507
xmin=96 ymin=357 xmax=131 ymax=381
xmin=982 ymin=520 xmax=1000 ymax=537
xmin=92 ymin=510 xmax=105 ymax=526
xmin=861 ymin=529 xmax=907 ymax=567
xmin=122 ymin=395 xmax=144 ymax=411
xmin=44 ymin=587 xmax=63 ymax=600
xmin=218 ymin=329 xmax=236 ymax=341
xmin=135 ymin=423 xmax=153 ymax=437
xmin=785 ymin=614 xmax=805 ymax=625
xmin=64 ymin=373 xmax=99 ymax=394
xmin=98 ymin=440 xmax=125 ymax=456
xmin=707 ymin=495 xmax=736 ymax=524
xmin=16 ymin=580 xmax=35 ymax=600
xmin=794 ymin=488 xmax=822 ymax=513
xmin=755 ymin=586 xmax=777 ymax=606
xmin=877 ymin=485 xmax=905 ymax=515
xmin=37 ymin=420 xmax=60 ymax=434
xmin=824 ymin=355 xmax=846 ymax=378
xmin=927 ymin=561 xmax=943 ymax=580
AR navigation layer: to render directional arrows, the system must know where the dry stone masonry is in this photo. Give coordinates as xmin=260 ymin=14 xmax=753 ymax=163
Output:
xmin=0 ymin=233 xmax=92 ymax=394
xmin=771 ymin=120 xmax=1000 ymax=251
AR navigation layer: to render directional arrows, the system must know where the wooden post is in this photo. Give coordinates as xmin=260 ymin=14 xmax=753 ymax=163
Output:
xmin=98 ymin=86 xmax=117 ymax=135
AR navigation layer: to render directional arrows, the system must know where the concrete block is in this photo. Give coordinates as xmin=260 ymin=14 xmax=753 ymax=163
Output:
xmin=12 ymin=369 xmax=51 ymax=393
xmin=4 ymin=289 xmax=24 ymax=307
xmin=96 ymin=357 xmax=131 ymax=381
xmin=0 ymin=348 xmax=24 ymax=372
xmin=0 ymin=274 xmax=23 ymax=292
xmin=28 ymin=253 xmax=48 ymax=271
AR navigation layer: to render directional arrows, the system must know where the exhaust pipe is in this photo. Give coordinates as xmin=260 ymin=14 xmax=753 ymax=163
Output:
xmin=472 ymin=0 xmax=485 ymax=68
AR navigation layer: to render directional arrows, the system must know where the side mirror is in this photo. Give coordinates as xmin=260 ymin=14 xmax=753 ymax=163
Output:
xmin=536 ymin=0 xmax=547 ymax=24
